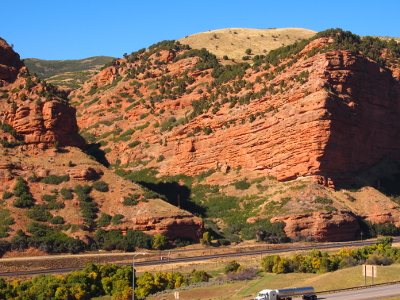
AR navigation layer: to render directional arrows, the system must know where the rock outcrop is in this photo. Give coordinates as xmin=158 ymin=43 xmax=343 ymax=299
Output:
xmin=3 ymin=100 xmax=85 ymax=149
xmin=272 ymin=211 xmax=360 ymax=242
xmin=0 ymin=39 xmax=85 ymax=149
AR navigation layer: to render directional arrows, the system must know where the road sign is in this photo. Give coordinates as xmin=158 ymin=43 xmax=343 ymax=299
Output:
xmin=363 ymin=265 xmax=378 ymax=277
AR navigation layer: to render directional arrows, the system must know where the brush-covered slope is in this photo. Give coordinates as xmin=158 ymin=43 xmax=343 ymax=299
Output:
xmin=24 ymin=56 xmax=115 ymax=90
xmin=0 ymin=38 xmax=203 ymax=254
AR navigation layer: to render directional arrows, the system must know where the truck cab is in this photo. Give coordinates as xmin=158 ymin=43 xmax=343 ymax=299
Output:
xmin=254 ymin=289 xmax=277 ymax=300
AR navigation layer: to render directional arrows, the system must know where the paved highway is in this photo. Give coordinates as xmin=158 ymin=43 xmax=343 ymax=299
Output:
xmin=316 ymin=283 xmax=400 ymax=299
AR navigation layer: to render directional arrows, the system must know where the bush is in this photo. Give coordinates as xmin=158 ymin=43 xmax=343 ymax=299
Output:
xmin=50 ymin=216 xmax=65 ymax=224
xmin=232 ymin=179 xmax=251 ymax=190
xmin=2 ymin=217 xmax=14 ymax=226
xmin=41 ymin=175 xmax=70 ymax=185
xmin=27 ymin=173 xmax=39 ymax=182
xmin=44 ymin=201 xmax=65 ymax=210
xmin=60 ymin=187 xmax=74 ymax=200
xmin=111 ymin=214 xmax=124 ymax=225
xmin=97 ymin=213 xmax=112 ymax=227
xmin=325 ymin=205 xmax=338 ymax=212
xmin=174 ymin=238 xmax=192 ymax=247
xmin=26 ymin=207 xmax=53 ymax=222
xmin=92 ymin=181 xmax=109 ymax=192
xmin=123 ymin=193 xmax=140 ymax=206
xmin=128 ymin=141 xmax=141 ymax=148
xmin=42 ymin=194 xmax=56 ymax=202
xmin=2 ymin=191 xmax=12 ymax=200
xmin=227 ymin=267 xmax=257 ymax=280
xmin=152 ymin=234 xmax=168 ymax=250
xmin=315 ymin=196 xmax=333 ymax=204
xmin=224 ymin=260 xmax=241 ymax=274
xmin=74 ymin=184 xmax=92 ymax=202
xmin=190 ymin=270 xmax=211 ymax=283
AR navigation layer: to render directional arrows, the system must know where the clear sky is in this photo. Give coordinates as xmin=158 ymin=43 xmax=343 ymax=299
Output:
xmin=3 ymin=0 xmax=399 ymax=60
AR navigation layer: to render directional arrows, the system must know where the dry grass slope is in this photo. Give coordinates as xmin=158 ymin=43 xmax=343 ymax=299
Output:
xmin=178 ymin=27 xmax=316 ymax=62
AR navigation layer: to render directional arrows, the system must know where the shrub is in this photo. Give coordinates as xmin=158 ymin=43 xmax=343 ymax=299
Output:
xmin=325 ymin=205 xmax=338 ymax=212
xmin=123 ymin=193 xmax=140 ymax=206
xmin=128 ymin=141 xmax=141 ymax=148
xmin=50 ymin=216 xmax=65 ymax=224
xmin=60 ymin=187 xmax=74 ymax=200
xmin=227 ymin=267 xmax=257 ymax=280
xmin=42 ymin=194 xmax=56 ymax=202
xmin=218 ymin=239 xmax=231 ymax=246
xmin=2 ymin=191 xmax=12 ymax=200
xmin=13 ymin=193 xmax=35 ymax=208
xmin=44 ymin=201 xmax=65 ymax=210
xmin=224 ymin=260 xmax=241 ymax=274
xmin=13 ymin=177 xmax=35 ymax=208
xmin=80 ymin=202 xmax=97 ymax=220
xmin=27 ymin=173 xmax=39 ymax=182
xmin=41 ymin=175 xmax=70 ymax=185
xmin=174 ymin=238 xmax=192 ymax=247
xmin=202 ymin=127 xmax=212 ymax=135
xmin=2 ymin=217 xmax=14 ymax=226
xmin=315 ymin=196 xmax=333 ymax=204
xmin=152 ymin=234 xmax=168 ymax=250
xmin=92 ymin=181 xmax=109 ymax=192
xmin=97 ymin=213 xmax=112 ymax=227
xmin=190 ymin=270 xmax=211 ymax=283
xmin=233 ymin=179 xmax=251 ymax=190
xmin=143 ymin=190 xmax=161 ymax=200
xmin=74 ymin=184 xmax=92 ymax=202
xmin=111 ymin=214 xmax=124 ymax=225
xmin=26 ymin=207 xmax=53 ymax=222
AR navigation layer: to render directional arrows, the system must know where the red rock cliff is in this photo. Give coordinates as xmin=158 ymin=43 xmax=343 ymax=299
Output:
xmin=0 ymin=38 xmax=85 ymax=149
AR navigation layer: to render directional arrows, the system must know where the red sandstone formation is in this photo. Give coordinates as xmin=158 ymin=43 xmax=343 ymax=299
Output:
xmin=72 ymin=40 xmax=400 ymax=187
xmin=0 ymin=39 xmax=85 ymax=150
xmin=271 ymin=211 xmax=360 ymax=242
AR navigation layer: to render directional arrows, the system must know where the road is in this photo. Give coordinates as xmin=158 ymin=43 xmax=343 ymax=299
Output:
xmin=316 ymin=283 xmax=400 ymax=299
xmin=0 ymin=237 xmax=399 ymax=277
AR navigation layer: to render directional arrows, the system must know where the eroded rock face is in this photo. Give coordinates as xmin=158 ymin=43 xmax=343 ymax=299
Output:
xmin=103 ymin=199 xmax=204 ymax=242
xmin=272 ymin=211 xmax=360 ymax=242
xmin=4 ymin=100 xmax=85 ymax=149
xmin=132 ymin=214 xmax=204 ymax=242
xmin=0 ymin=38 xmax=85 ymax=150
xmin=73 ymin=46 xmax=400 ymax=186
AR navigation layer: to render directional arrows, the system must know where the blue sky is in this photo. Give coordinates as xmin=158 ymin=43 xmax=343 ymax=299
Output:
xmin=3 ymin=0 xmax=399 ymax=60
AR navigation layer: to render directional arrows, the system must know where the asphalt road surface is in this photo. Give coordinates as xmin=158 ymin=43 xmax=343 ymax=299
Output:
xmin=315 ymin=283 xmax=400 ymax=299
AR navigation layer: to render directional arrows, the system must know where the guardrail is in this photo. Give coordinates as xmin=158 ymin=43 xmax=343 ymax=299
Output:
xmin=315 ymin=280 xmax=400 ymax=296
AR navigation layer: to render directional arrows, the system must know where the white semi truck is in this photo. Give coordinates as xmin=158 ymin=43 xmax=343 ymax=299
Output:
xmin=254 ymin=286 xmax=317 ymax=300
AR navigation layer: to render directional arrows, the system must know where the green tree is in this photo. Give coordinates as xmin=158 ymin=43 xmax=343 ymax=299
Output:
xmin=200 ymin=232 xmax=212 ymax=245
xmin=224 ymin=260 xmax=241 ymax=274
xmin=245 ymin=48 xmax=252 ymax=55
xmin=152 ymin=235 xmax=168 ymax=250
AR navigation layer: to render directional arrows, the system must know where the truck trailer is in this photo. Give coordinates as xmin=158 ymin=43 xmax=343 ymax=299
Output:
xmin=254 ymin=286 xmax=316 ymax=300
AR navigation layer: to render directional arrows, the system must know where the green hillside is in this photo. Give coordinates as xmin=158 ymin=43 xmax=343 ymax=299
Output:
xmin=23 ymin=56 xmax=115 ymax=89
